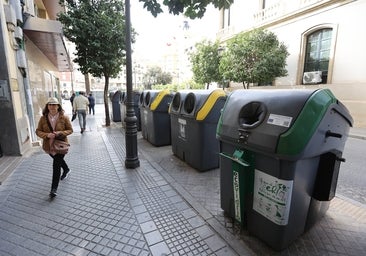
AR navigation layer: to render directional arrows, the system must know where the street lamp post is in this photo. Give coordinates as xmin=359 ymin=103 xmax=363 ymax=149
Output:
xmin=124 ymin=0 xmax=140 ymax=168
xmin=133 ymin=62 xmax=137 ymax=89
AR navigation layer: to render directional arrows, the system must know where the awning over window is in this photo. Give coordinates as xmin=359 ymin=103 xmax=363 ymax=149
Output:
xmin=23 ymin=16 xmax=71 ymax=72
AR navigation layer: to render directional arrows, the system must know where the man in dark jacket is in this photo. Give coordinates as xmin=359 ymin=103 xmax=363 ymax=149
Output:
xmin=88 ymin=93 xmax=96 ymax=115
xmin=70 ymin=93 xmax=75 ymax=106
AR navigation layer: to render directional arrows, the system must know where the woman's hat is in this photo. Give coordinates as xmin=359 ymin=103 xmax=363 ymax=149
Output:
xmin=47 ymin=97 xmax=60 ymax=105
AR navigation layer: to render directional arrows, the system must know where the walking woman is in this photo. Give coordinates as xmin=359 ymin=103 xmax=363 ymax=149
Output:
xmin=36 ymin=97 xmax=73 ymax=198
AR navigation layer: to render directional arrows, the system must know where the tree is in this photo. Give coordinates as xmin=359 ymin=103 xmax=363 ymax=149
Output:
xmin=142 ymin=66 xmax=172 ymax=89
xmin=184 ymin=80 xmax=205 ymax=89
xmin=58 ymin=0 xmax=134 ymax=126
xmin=219 ymin=29 xmax=289 ymax=89
xmin=190 ymin=40 xmax=221 ymax=89
xmin=139 ymin=0 xmax=234 ymax=18
xmin=159 ymin=71 xmax=173 ymax=85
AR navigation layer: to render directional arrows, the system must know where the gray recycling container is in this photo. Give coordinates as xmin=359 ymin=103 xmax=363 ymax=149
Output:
xmin=110 ymin=90 xmax=122 ymax=122
xmin=140 ymin=89 xmax=173 ymax=146
xmin=169 ymin=90 xmax=191 ymax=156
xmin=170 ymin=89 xmax=227 ymax=171
xmin=139 ymin=90 xmax=152 ymax=140
xmin=120 ymin=91 xmax=126 ymax=126
xmin=121 ymin=91 xmax=141 ymax=131
xmin=139 ymin=91 xmax=148 ymax=139
xmin=216 ymin=88 xmax=353 ymax=250
xmin=133 ymin=91 xmax=142 ymax=131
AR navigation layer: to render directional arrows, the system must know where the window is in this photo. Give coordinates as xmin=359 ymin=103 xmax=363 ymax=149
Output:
xmin=223 ymin=8 xmax=231 ymax=27
xmin=304 ymin=28 xmax=332 ymax=83
xmin=262 ymin=0 xmax=278 ymax=9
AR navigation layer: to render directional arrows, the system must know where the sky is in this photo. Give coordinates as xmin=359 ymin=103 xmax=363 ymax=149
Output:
xmin=130 ymin=3 xmax=219 ymax=63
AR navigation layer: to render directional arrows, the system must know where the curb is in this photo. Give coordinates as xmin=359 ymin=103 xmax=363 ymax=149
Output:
xmin=349 ymin=133 xmax=366 ymax=140
xmin=139 ymin=145 xmax=256 ymax=256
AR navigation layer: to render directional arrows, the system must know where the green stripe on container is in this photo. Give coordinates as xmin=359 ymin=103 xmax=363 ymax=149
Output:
xmin=277 ymin=89 xmax=337 ymax=156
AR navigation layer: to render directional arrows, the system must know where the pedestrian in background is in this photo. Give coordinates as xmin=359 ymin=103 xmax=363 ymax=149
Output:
xmin=73 ymin=91 xmax=89 ymax=133
xmin=88 ymin=93 xmax=95 ymax=115
xmin=70 ymin=92 xmax=77 ymax=121
xmin=70 ymin=92 xmax=75 ymax=107
xmin=36 ymin=97 xmax=73 ymax=198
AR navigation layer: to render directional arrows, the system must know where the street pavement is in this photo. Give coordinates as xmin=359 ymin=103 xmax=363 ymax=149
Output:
xmin=0 ymin=102 xmax=365 ymax=256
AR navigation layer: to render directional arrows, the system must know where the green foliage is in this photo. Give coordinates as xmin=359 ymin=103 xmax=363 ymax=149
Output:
xmin=152 ymin=84 xmax=177 ymax=91
xmin=219 ymin=29 xmax=289 ymax=89
xmin=139 ymin=0 xmax=234 ymax=18
xmin=151 ymin=80 xmax=204 ymax=91
xmin=159 ymin=72 xmax=173 ymax=85
xmin=58 ymin=0 xmax=134 ymax=126
xmin=58 ymin=0 xmax=131 ymax=79
xmin=180 ymin=80 xmax=205 ymax=89
xmin=142 ymin=66 xmax=172 ymax=89
xmin=190 ymin=40 xmax=221 ymax=86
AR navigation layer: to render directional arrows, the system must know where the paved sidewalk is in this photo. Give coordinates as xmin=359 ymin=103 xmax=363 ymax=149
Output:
xmin=0 ymin=112 xmax=251 ymax=256
xmin=0 ymin=104 xmax=365 ymax=255
xmin=138 ymin=130 xmax=366 ymax=255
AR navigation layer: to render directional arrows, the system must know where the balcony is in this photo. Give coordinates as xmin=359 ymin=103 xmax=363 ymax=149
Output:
xmin=216 ymin=26 xmax=236 ymax=41
xmin=253 ymin=0 xmax=339 ymax=25
xmin=23 ymin=16 xmax=70 ymax=72
xmin=22 ymin=0 xmax=70 ymax=71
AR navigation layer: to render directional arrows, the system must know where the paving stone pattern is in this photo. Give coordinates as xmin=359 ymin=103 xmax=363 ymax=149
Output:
xmin=1 ymin=105 xmax=366 ymax=256
xmin=105 ymin=129 xmax=238 ymax=256
xmin=0 ymin=123 xmax=243 ymax=256
xmin=0 ymin=134 xmax=150 ymax=256
xmin=137 ymin=133 xmax=366 ymax=256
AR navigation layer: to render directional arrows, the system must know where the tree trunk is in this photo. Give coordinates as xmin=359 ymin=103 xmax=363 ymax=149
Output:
xmin=104 ymin=76 xmax=111 ymax=126
xmin=84 ymin=73 xmax=91 ymax=93
xmin=242 ymin=82 xmax=249 ymax=89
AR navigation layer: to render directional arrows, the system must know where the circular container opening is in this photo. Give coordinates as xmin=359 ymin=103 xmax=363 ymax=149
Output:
xmin=184 ymin=93 xmax=196 ymax=114
xmin=144 ymin=92 xmax=151 ymax=107
xmin=238 ymin=102 xmax=266 ymax=129
xmin=139 ymin=92 xmax=144 ymax=106
xmin=171 ymin=93 xmax=181 ymax=112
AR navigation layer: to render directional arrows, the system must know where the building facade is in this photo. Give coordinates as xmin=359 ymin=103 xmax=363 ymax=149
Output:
xmin=218 ymin=0 xmax=366 ymax=127
xmin=0 ymin=0 xmax=70 ymax=156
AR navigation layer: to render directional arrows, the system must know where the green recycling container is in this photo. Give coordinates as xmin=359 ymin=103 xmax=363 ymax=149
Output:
xmin=219 ymin=149 xmax=255 ymax=225
xmin=216 ymin=88 xmax=353 ymax=250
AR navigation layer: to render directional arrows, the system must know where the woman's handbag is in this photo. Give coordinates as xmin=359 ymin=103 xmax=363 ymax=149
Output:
xmin=46 ymin=117 xmax=70 ymax=154
xmin=53 ymin=139 xmax=70 ymax=154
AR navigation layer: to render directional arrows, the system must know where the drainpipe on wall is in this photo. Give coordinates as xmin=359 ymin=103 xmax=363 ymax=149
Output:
xmin=23 ymin=74 xmax=37 ymax=143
